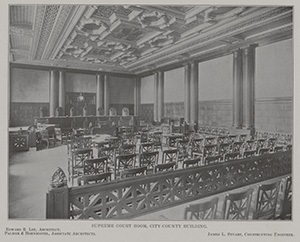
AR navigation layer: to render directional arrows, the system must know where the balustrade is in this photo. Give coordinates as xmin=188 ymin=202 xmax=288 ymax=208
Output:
xmin=47 ymin=150 xmax=291 ymax=219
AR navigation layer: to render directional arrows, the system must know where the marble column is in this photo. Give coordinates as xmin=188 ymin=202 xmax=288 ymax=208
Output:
xmin=190 ymin=62 xmax=199 ymax=124
xmin=157 ymin=71 xmax=164 ymax=122
xmin=134 ymin=76 xmax=141 ymax=116
xmin=153 ymin=72 xmax=159 ymax=122
xmin=232 ymin=49 xmax=243 ymax=129
xmin=103 ymin=75 xmax=110 ymax=116
xmin=96 ymin=74 xmax=104 ymax=115
xmin=243 ymin=45 xmax=256 ymax=130
xmin=58 ymin=70 xmax=65 ymax=115
xmin=184 ymin=63 xmax=191 ymax=124
xmin=49 ymin=70 xmax=59 ymax=117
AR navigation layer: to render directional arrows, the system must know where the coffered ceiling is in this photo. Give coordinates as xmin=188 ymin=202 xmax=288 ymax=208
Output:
xmin=9 ymin=5 xmax=293 ymax=75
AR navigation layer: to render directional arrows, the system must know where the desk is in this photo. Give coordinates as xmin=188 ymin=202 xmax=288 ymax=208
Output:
xmin=83 ymin=134 xmax=111 ymax=144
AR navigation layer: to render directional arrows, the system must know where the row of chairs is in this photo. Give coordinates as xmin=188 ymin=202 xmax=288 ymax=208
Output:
xmin=68 ymin=147 xmax=181 ymax=185
xmin=184 ymin=176 xmax=292 ymax=220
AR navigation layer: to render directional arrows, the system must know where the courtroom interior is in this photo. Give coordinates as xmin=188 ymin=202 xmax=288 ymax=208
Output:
xmin=8 ymin=5 xmax=293 ymax=220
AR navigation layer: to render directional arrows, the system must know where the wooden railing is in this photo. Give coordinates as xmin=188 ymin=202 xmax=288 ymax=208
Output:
xmin=46 ymin=150 xmax=292 ymax=219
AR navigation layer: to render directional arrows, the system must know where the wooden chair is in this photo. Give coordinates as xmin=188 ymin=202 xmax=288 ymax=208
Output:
xmin=280 ymin=176 xmax=292 ymax=219
xmin=69 ymin=137 xmax=92 ymax=153
xmin=228 ymin=135 xmax=238 ymax=143
xmin=139 ymin=151 xmax=159 ymax=172
xmin=121 ymin=166 xmax=147 ymax=178
xmin=204 ymin=155 xmax=222 ymax=165
xmin=274 ymin=146 xmax=284 ymax=153
xmin=166 ymin=136 xmax=179 ymax=148
xmin=94 ymin=141 xmax=110 ymax=149
xmin=155 ymin=149 xmax=178 ymax=172
xmin=239 ymin=134 xmax=248 ymax=142
xmin=68 ymin=148 xmax=93 ymax=185
xmin=116 ymin=154 xmax=137 ymax=177
xmin=61 ymin=127 xmax=73 ymax=145
xmin=224 ymin=152 xmax=240 ymax=161
xmin=222 ymin=188 xmax=253 ymax=220
xmin=139 ymin=131 xmax=149 ymax=143
xmin=184 ymin=197 xmax=219 ymax=220
xmin=244 ymin=140 xmax=257 ymax=152
xmin=256 ymin=138 xmax=267 ymax=152
xmin=231 ymin=141 xmax=243 ymax=154
xmin=267 ymin=137 xmax=277 ymax=151
xmin=286 ymin=144 xmax=292 ymax=151
xmin=84 ymin=157 xmax=108 ymax=175
xmin=253 ymin=181 xmax=281 ymax=220
xmin=203 ymin=144 xmax=218 ymax=157
xmin=258 ymin=147 xmax=270 ymax=155
xmin=139 ymin=142 xmax=154 ymax=154
xmin=98 ymin=146 xmax=116 ymax=175
xmin=243 ymin=150 xmax=256 ymax=158
xmin=191 ymin=138 xmax=204 ymax=158
xmin=118 ymin=144 xmax=136 ymax=155
xmin=36 ymin=129 xmax=49 ymax=150
xmin=217 ymin=136 xmax=227 ymax=145
xmin=148 ymin=132 xmax=163 ymax=151
xmin=182 ymin=158 xmax=200 ymax=168
xmin=218 ymin=143 xmax=231 ymax=157
xmin=205 ymin=137 xmax=217 ymax=145
xmin=107 ymin=137 xmax=121 ymax=148
xmin=77 ymin=173 xmax=111 ymax=186
xmin=176 ymin=139 xmax=190 ymax=162
xmin=54 ymin=127 xmax=63 ymax=145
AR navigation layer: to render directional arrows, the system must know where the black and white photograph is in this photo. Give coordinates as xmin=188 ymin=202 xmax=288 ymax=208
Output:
xmin=2 ymin=0 xmax=299 ymax=241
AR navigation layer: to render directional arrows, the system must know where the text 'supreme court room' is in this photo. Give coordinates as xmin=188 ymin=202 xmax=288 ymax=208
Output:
xmin=8 ymin=5 xmax=293 ymax=220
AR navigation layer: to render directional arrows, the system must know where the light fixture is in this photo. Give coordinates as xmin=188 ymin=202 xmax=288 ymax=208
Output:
xmin=77 ymin=92 xmax=85 ymax=102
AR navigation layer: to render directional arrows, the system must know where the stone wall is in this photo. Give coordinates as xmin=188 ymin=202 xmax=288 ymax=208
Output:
xmin=140 ymin=97 xmax=293 ymax=134
xmin=10 ymin=102 xmax=49 ymax=127
xmin=255 ymin=97 xmax=292 ymax=133
xmin=198 ymin=100 xmax=232 ymax=127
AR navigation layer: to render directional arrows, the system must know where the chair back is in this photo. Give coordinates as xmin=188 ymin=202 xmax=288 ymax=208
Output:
xmin=224 ymin=152 xmax=240 ymax=161
xmin=190 ymin=138 xmax=204 ymax=155
xmin=176 ymin=139 xmax=190 ymax=161
xmin=54 ymin=128 xmax=62 ymax=142
xmin=222 ymin=188 xmax=253 ymax=220
xmin=243 ymin=150 xmax=256 ymax=158
xmin=244 ymin=140 xmax=257 ymax=151
xmin=280 ymin=176 xmax=292 ymax=219
xmin=166 ymin=136 xmax=179 ymax=148
xmin=121 ymin=166 xmax=147 ymax=178
xmin=118 ymin=144 xmax=136 ymax=155
xmin=139 ymin=142 xmax=154 ymax=153
xmin=217 ymin=136 xmax=227 ymax=145
xmin=184 ymin=197 xmax=219 ymax=220
xmin=162 ymin=149 xmax=179 ymax=164
xmin=203 ymin=144 xmax=218 ymax=157
xmin=205 ymin=137 xmax=217 ymax=145
xmin=84 ymin=157 xmax=108 ymax=175
xmin=228 ymin=135 xmax=238 ymax=143
xmin=139 ymin=151 xmax=159 ymax=170
xmin=116 ymin=154 xmax=137 ymax=171
xmin=253 ymin=181 xmax=281 ymax=220
xmin=70 ymin=137 xmax=92 ymax=151
xmin=218 ymin=143 xmax=231 ymax=156
xmin=183 ymin=158 xmax=200 ymax=168
xmin=77 ymin=173 xmax=111 ymax=186
xmin=231 ymin=141 xmax=243 ymax=153
xmin=204 ymin=155 xmax=222 ymax=165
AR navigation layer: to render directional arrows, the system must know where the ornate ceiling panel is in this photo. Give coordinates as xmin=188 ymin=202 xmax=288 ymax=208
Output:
xmin=9 ymin=5 xmax=293 ymax=74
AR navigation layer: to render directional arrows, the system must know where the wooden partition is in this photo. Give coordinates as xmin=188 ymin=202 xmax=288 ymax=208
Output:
xmin=34 ymin=116 xmax=140 ymax=129
xmin=46 ymin=150 xmax=291 ymax=219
